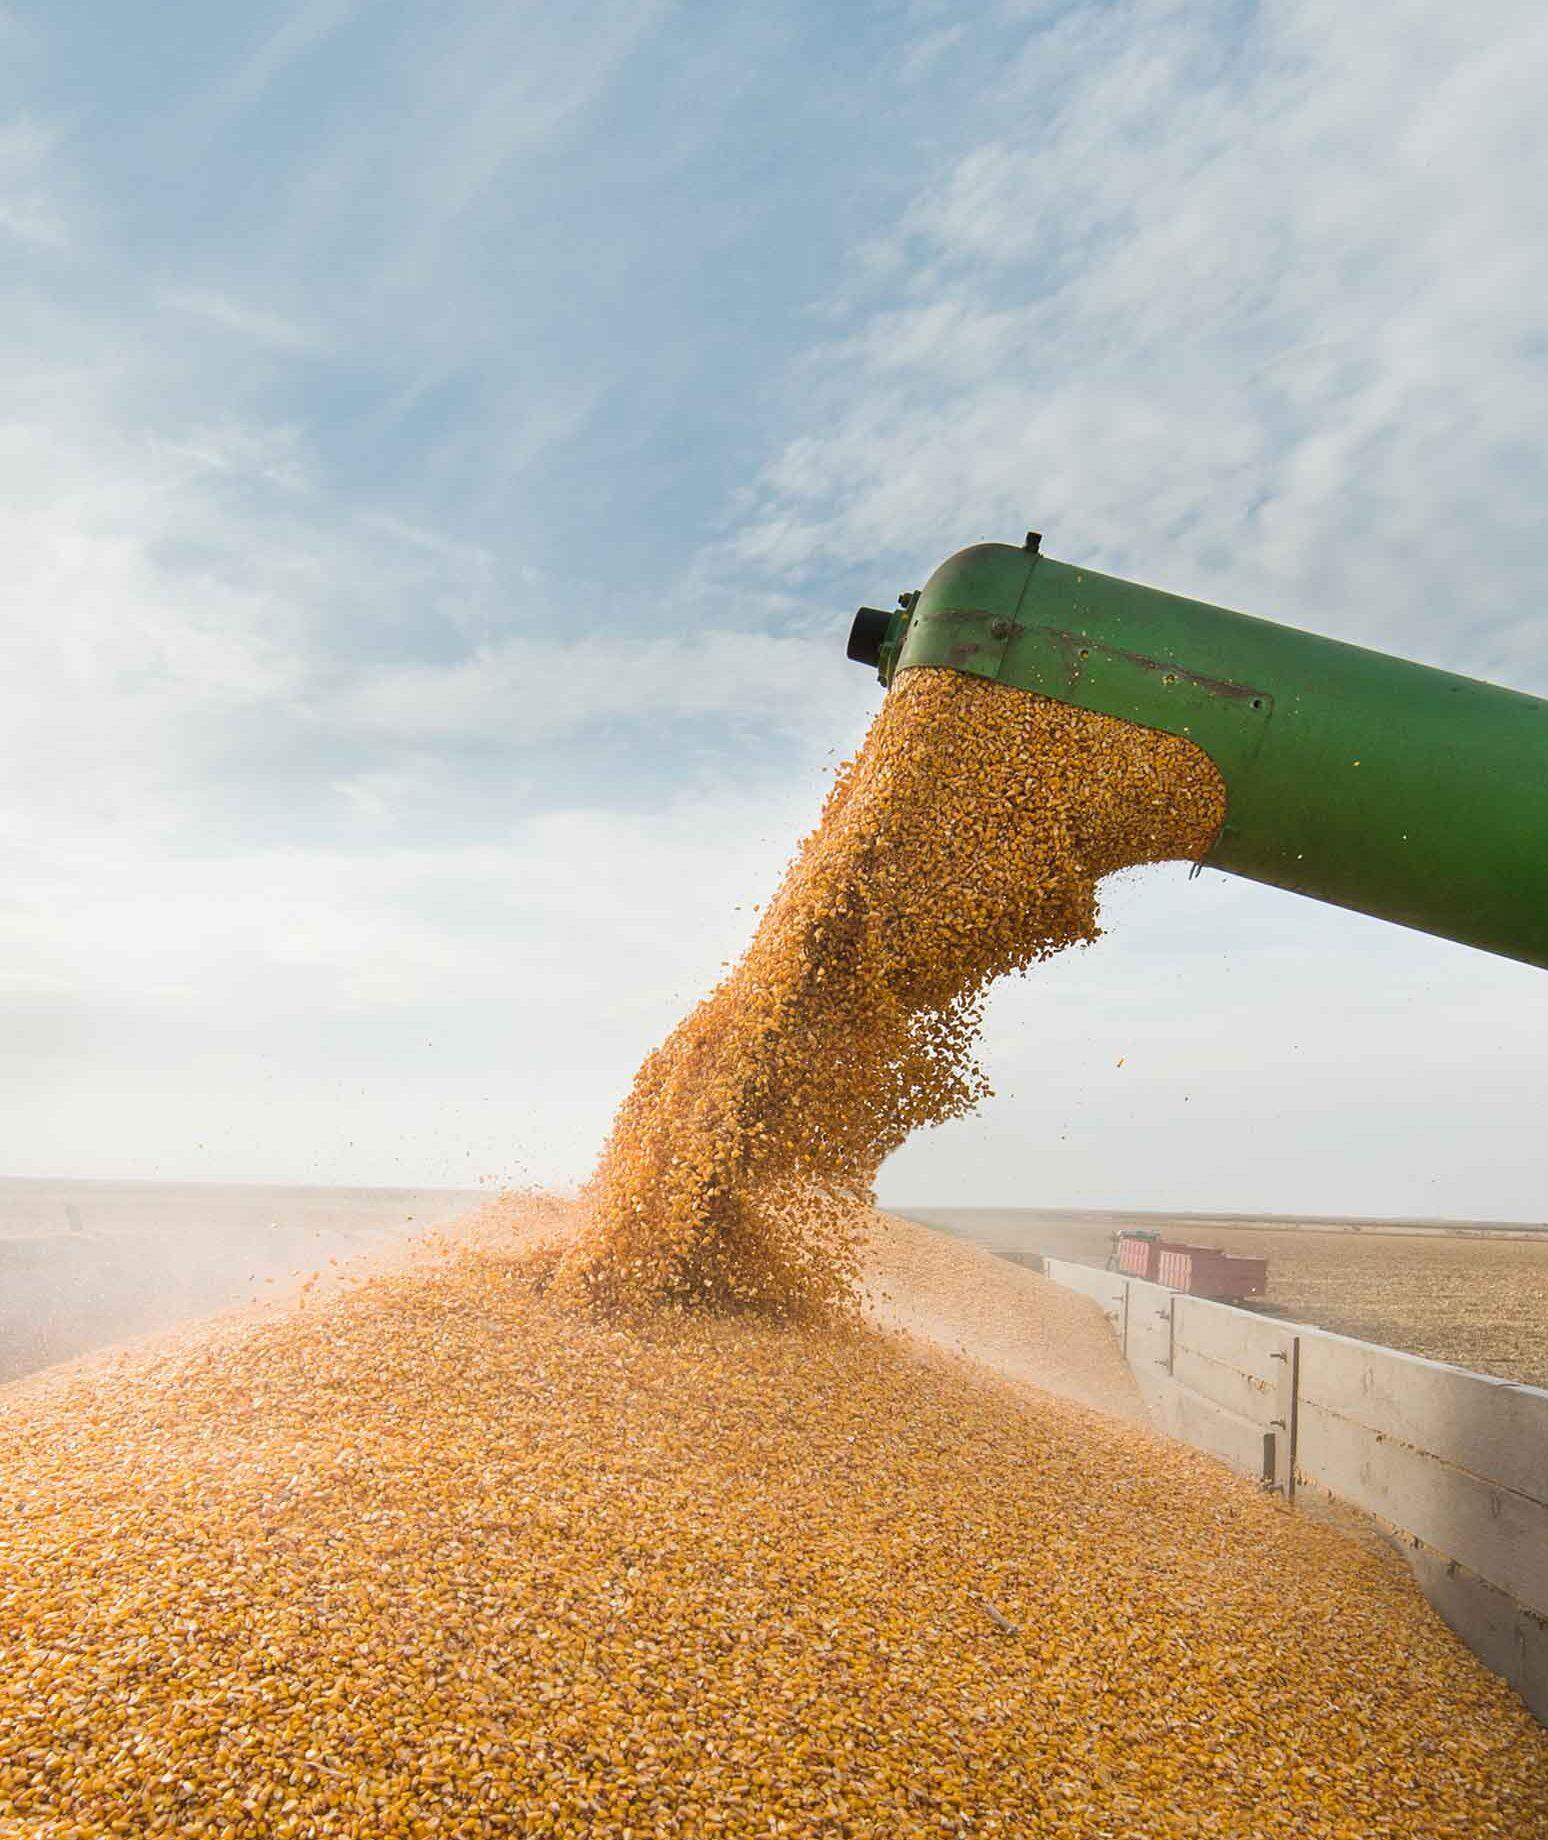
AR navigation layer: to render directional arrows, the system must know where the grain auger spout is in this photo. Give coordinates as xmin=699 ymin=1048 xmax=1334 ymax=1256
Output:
xmin=847 ymin=536 xmax=1548 ymax=969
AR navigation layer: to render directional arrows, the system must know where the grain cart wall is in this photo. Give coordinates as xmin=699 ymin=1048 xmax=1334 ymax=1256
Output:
xmin=1044 ymin=1258 xmax=1548 ymax=1722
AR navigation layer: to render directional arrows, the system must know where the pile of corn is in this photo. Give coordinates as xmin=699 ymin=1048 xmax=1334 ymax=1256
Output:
xmin=3 ymin=1199 xmax=1544 ymax=1838
xmin=563 ymin=669 xmax=1226 ymax=1315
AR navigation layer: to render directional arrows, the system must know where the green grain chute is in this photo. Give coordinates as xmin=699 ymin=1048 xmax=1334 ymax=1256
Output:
xmin=847 ymin=537 xmax=1548 ymax=969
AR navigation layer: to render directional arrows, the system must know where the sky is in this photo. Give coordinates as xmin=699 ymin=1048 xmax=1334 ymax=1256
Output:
xmin=2 ymin=0 xmax=1546 ymax=1218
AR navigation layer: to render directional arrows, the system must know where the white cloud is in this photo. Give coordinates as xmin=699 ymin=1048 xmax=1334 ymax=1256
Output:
xmin=217 ymin=0 xmax=366 ymax=119
xmin=0 ymin=95 xmax=871 ymax=1191
xmin=333 ymin=628 xmax=875 ymax=750
xmin=734 ymin=0 xmax=1548 ymax=688
xmin=404 ymin=2 xmax=675 ymax=222
xmin=0 ymin=344 xmax=870 ymax=864
xmin=900 ymin=25 xmax=965 ymax=80
xmin=160 ymin=286 xmax=321 ymax=354
xmin=0 ymin=113 xmax=68 ymax=246
xmin=277 ymin=1 xmax=675 ymax=286
xmin=0 ymin=784 xmax=819 ymax=1187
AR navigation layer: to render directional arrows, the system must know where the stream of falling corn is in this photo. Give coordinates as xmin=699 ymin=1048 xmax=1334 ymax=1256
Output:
xmin=2 ymin=669 xmax=1546 ymax=1839
xmin=562 ymin=670 xmax=1227 ymax=1317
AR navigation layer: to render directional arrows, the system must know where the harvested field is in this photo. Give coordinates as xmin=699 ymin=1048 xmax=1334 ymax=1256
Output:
xmin=3 ymin=1194 xmax=1545 ymax=1840
xmin=1157 ymin=1221 xmax=1548 ymax=1387
xmin=905 ymin=1209 xmax=1548 ymax=1388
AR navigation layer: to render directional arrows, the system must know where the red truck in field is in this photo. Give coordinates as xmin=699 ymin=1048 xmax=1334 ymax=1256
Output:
xmin=1113 ymin=1230 xmax=1267 ymax=1303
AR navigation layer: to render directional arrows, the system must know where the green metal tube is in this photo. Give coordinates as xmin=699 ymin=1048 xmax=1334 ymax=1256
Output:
xmin=850 ymin=539 xmax=1548 ymax=970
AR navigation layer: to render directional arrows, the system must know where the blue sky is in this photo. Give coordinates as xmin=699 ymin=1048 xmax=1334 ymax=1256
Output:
xmin=4 ymin=0 xmax=1547 ymax=1216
